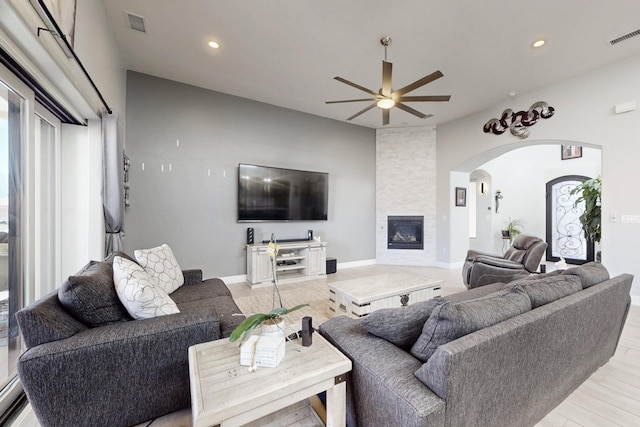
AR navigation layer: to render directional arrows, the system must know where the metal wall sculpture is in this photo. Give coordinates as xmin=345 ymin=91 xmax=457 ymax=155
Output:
xmin=483 ymin=101 xmax=555 ymax=139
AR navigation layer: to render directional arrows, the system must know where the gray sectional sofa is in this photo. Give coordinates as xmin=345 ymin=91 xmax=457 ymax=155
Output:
xmin=15 ymin=252 xmax=244 ymax=427
xmin=320 ymin=262 xmax=632 ymax=427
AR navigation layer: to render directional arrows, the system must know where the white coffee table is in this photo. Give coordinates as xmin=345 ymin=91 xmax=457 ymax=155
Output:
xmin=189 ymin=333 xmax=352 ymax=427
xmin=328 ymin=273 xmax=442 ymax=318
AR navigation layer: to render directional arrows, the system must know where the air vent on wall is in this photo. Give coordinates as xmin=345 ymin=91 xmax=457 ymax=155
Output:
xmin=609 ymin=28 xmax=640 ymax=45
xmin=127 ymin=12 xmax=147 ymax=33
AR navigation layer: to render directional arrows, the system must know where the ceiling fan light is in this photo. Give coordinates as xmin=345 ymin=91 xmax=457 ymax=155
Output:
xmin=377 ymin=98 xmax=395 ymax=109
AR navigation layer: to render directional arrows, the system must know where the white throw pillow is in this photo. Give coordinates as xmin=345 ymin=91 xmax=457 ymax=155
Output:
xmin=134 ymin=244 xmax=184 ymax=294
xmin=112 ymin=256 xmax=180 ymax=319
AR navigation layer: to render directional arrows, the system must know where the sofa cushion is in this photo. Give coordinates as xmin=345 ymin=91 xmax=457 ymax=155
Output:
xmin=177 ymin=295 xmax=244 ymax=338
xmin=361 ymin=298 xmax=446 ymax=350
xmin=58 ymin=261 xmax=132 ymax=327
xmin=134 ymin=244 xmax=184 ymax=294
xmin=410 ymin=286 xmax=531 ymax=362
xmin=562 ymin=262 xmax=610 ymax=288
xmin=113 ymin=256 xmax=180 ymax=319
xmin=506 ymin=275 xmax=582 ymax=308
xmin=15 ymin=292 xmax=89 ymax=349
xmin=170 ymin=278 xmax=231 ymax=303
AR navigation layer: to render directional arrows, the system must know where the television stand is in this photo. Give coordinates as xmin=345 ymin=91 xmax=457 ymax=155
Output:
xmin=261 ymin=237 xmax=312 ymax=244
xmin=246 ymin=241 xmax=327 ymax=288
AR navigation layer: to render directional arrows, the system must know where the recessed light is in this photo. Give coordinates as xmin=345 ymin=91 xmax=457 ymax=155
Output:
xmin=208 ymin=41 xmax=220 ymax=49
xmin=532 ymin=39 xmax=546 ymax=48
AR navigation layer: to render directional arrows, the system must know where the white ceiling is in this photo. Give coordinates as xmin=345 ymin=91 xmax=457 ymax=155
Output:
xmin=102 ymin=0 xmax=640 ymax=129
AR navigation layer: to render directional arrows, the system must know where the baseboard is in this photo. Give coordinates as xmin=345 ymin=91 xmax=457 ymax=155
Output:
xmin=221 ymin=274 xmax=247 ymax=284
xmin=632 ymin=295 xmax=640 ymax=306
xmin=337 ymin=259 xmax=376 ymax=269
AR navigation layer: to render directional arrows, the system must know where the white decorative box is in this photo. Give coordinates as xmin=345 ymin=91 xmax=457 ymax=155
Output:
xmin=240 ymin=335 xmax=285 ymax=368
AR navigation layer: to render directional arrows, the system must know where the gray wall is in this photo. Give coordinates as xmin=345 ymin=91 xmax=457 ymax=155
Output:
xmin=124 ymin=72 xmax=376 ymax=278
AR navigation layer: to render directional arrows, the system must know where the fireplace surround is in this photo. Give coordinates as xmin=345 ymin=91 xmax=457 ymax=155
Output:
xmin=387 ymin=216 xmax=424 ymax=250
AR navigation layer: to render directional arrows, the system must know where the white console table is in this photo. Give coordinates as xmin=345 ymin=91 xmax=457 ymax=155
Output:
xmin=246 ymin=241 xmax=327 ymax=288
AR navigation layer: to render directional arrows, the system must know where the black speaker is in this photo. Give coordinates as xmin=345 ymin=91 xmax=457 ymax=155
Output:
xmin=308 ymin=229 xmax=313 ymax=241
xmin=247 ymin=227 xmax=254 ymax=244
xmin=301 ymin=316 xmax=314 ymax=347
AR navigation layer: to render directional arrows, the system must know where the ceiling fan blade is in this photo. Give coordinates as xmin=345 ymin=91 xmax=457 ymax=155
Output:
xmin=393 ymin=70 xmax=444 ymax=97
xmin=395 ymin=102 xmax=433 ymax=119
xmin=398 ymin=95 xmax=451 ymax=102
xmin=346 ymin=103 xmax=377 ymax=121
xmin=326 ymin=98 xmax=377 ymax=104
xmin=334 ymin=77 xmax=378 ymax=97
xmin=382 ymin=108 xmax=390 ymax=126
xmin=382 ymin=61 xmax=392 ymax=98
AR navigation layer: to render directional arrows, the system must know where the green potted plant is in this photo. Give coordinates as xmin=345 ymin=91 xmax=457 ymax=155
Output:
xmin=229 ymin=235 xmax=308 ymax=344
xmin=502 ymin=217 xmax=524 ymax=242
xmin=570 ymin=176 xmax=601 ymax=243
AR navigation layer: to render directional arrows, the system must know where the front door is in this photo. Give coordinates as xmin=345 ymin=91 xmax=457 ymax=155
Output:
xmin=545 ymin=175 xmax=594 ymax=264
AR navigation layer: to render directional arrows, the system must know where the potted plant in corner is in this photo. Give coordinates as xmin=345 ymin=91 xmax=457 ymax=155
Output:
xmin=570 ymin=176 xmax=601 ymax=257
xmin=229 ymin=234 xmax=308 ymax=344
xmin=501 ymin=217 xmax=524 ymax=242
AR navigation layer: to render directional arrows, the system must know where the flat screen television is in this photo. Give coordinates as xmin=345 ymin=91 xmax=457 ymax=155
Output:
xmin=238 ymin=164 xmax=328 ymax=222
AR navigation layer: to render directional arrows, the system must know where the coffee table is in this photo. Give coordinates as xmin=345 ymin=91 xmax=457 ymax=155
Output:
xmin=328 ymin=273 xmax=442 ymax=318
xmin=189 ymin=333 xmax=352 ymax=427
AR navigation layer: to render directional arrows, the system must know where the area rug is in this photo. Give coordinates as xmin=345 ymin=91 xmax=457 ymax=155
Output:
xmin=231 ymin=279 xmax=333 ymax=335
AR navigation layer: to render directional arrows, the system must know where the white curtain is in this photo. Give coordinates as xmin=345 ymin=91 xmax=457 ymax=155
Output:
xmin=102 ymin=110 xmax=124 ymax=254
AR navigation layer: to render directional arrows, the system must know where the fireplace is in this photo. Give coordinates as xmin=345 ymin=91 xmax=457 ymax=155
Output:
xmin=388 ymin=216 xmax=424 ymax=250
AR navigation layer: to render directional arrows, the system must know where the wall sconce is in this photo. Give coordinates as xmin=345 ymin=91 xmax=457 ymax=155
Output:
xmin=495 ymin=190 xmax=503 ymax=213
xmin=480 ymin=182 xmax=486 ymax=194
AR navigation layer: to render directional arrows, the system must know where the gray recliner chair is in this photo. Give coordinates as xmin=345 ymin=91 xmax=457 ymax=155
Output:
xmin=462 ymin=234 xmax=548 ymax=289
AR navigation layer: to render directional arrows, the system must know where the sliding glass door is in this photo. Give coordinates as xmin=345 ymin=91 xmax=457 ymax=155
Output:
xmin=0 ymin=62 xmax=61 ymax=414
xmin=0 ymin=74 xmax=24 ymax=396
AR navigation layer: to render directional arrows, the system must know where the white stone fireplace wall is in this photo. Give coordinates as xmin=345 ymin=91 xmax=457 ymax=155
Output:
xmin=376 ymin=126 xmax=437 ymax=265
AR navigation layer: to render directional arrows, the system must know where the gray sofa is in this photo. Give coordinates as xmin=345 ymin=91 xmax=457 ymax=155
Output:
xmin=320 ymin=263 xmax=632 ymax=427
xmin=15 ymin=252 xmax=244 ymax=427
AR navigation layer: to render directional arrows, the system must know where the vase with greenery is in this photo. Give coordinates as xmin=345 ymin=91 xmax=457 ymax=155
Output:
xmin=502 ymin=217 xmax=524 ymax=242
xmin=570 ymin=176 xmax=601 ymax=243
xmin=229 ymin=235 xmax=308 ymax=344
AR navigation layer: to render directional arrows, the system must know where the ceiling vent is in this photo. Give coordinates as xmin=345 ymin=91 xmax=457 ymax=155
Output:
xmin=609 ymin=28 xmax=640 ymax=45
xmin=126 ymin=12 xmax=147 ymax=33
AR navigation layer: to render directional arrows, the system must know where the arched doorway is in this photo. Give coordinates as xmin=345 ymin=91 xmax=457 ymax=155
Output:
xmin=456 ymin=141 xmax=601 ymax=260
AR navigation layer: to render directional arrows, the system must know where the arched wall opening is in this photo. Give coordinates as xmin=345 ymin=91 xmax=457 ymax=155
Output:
xmin=448 ymin=139 xmax=602 ymax=264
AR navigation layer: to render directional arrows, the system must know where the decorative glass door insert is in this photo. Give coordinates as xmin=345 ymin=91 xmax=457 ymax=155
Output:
xmin=545 ymin=175 xmax=594 ymax=264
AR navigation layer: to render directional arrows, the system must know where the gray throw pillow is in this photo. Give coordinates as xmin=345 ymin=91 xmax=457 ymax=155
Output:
xmin=561 ymin=262 xmax=610 ymax=288
xmin=410 ymin=286 xmax=531 ymax=362
xmin=58 ymin=261 xmax=132 ymax=327
xmin=507 ymin=275 xmax=582 ymax=308
xmin=361 ymin=298 xmax=445 ymax=349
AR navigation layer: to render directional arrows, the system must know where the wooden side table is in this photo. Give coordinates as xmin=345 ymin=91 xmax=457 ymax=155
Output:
xmin=189 ymin=333 xmax=352 ymax=427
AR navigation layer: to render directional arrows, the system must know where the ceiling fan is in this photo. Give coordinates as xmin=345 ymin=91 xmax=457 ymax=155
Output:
xmin=326 ymin=37 xmax=451 ymax=126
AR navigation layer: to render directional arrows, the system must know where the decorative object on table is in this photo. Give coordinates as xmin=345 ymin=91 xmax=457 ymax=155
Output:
xmin=495 ymin=189 xmax=503 ymax=213
xmin=569 ymin=176 xmax=601 ymax=244
xmin=301 ymin=316 xmax=314 ymax=347
xmin=230 ymin=234 xmax=308 ymax=345
xmin=240 ymin=335 xmax=286 ymax=369
xmin=483 ymin=101 xmax=555 ymax=139
xmin=501 ymin=217 xmax=524 ymax=242
xmin=455 ymin=187 xmax=466 ymax=207
xmin=561 ymin=145 xmax=583 ymax=160
xmin=326 ymin=36 xmax=451 ymax=126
